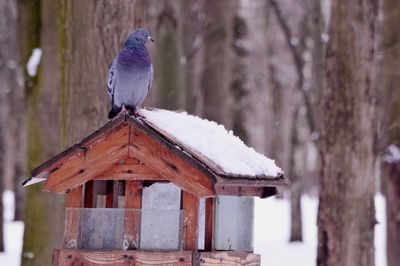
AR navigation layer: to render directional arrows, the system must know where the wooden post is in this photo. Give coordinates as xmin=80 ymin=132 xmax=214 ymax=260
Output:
xmin=181 ymin=191 xmax=199 ymax=250
xmin=204 ymin=198 xmax=214 ymax=251
xmin=64 ymin=185 xmax=83 ymax=248
xmin=105 ymin=180 xmax=119 ymax=208
xmin=123 ymin=181 xmax=142 ymax=250
xmin=84 ymin=180 xmax=96 ymax=208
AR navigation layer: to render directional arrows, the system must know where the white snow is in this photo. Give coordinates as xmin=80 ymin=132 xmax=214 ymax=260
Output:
xmin=26 ymin=48 xmax=42 ymax=77
xmin=254 ymin=194 xmax=386 ymax=266
xmin=0 ymin=191 xmax=24 ymax=266
xmin=140 ymin=109 xmax=283 ymax=178
xmin=0 ymin=192 xmax=387 ymax=266
xmin=383 ymin=144 xmax=400 ymax=163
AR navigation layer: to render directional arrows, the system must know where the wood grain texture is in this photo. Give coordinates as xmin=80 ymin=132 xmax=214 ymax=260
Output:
xmin=44 ymin=124 xmax=130 ymax=193
xmin=128 ymin=124 xmax=215 ymax=198
xmin=181 ymin=191 xmax=199 ymax=250
xmin=64 ymin=186 xmax=83 ymax=248
xmin=53 ymin=249 xmax=192 ymax=266
xmin=124 ymin=181 xmax=142 ymax=250
xmin=199 ymin=251 xmax=260 ymax=266
xmin=94 ymin=157 xmax=162 ymax=181
xmin=204 ymin=198 xmax=214 ymax=252
xmin=84 ymin=180 xmax=95 ymax=208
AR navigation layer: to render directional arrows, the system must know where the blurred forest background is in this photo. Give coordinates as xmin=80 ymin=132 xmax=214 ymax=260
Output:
xmin=0 ymin=0 xmax=399 ymax=266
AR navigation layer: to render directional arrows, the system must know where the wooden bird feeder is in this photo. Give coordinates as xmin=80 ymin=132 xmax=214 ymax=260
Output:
xmin=23 ymin=109 xmax=286 ymax=266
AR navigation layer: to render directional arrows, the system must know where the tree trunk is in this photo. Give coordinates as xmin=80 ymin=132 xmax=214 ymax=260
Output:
xmin=381 ymin=0 xmax=400 ymax=265
xmin=20 ymin=0 xmax=65 ymax=265
xmin=155 ymin=0 xmax=183 ymax=110
xmin=202 ymin=0 xmax=234 ymax=127
xmin=182 ymin=0 xmax=204 ymax=115
xmin=58 ymin=0 xmax=145 ymax=146
xmin=231 ymin=0 xmax=273 ymax=152
xmin=317 ymin=1 xmax=378 ymax=266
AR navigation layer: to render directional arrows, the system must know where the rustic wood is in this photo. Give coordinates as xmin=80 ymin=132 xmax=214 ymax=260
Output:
xmin=64 ymin=186 xmax=83 ymax=248
xmin=215 ymin=184 xmax=278 ymax=198
xmin=128 ymin=124 xmax=215 ymax=198
xmin=53 ymin=249 xmax=192 ymax=266
xmin=199 ymin=251 xmax=260 ymax=266
xmin=66 ymin=185 xmax=83 ymax=208
xmin=84 ymin=180 xmax=95 ymax=208
xmin=44 ymin=124 xmax=130 ymax=193
xmin=52 ymin=249 xmax=60 ymax=266
xmin=123 ymin=181 xmax=142 ymax=250
xmin=204 ymin=198 xmax=214 ymax=252
xmin=181 ymin=191 xmax=199 ymax=250
xmin=94 ymin=157 xmax=162 ymax=181
xmin=105 ymin=180 xmax=119 ymax=208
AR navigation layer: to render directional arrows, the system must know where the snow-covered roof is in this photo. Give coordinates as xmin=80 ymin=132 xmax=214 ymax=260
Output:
xmin=140 ymin=109 xmax=283 ymax=179
xmin=23 ymin=109 xmax=285 ymax=197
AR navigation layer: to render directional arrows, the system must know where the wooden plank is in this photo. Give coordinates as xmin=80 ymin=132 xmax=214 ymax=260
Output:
xmin=54 ymin=249 xmax=192 ymax=266
xmin=105 ymin=180 xmax=118 ymax=208
xmin=199 ymin=251 xmax=260 ymax=266
xmin=44 ymin=124 xmax=130 ymax=193
xmin=128 ymin=125 xmax=215 ymax=198
xmin=93 ymin=157 xmax=162 ymax=181
xmin=123 ymin=181 xmax=142 ymax=250
xmin=84 ymin=180 xmax=95 ymax=208
xmin=204 ymin=198 xmax=214 ymax=252
xmin=64 ymin=186 xmax=83 ymax=249
xmin=215 ymin=184 xmax=278 ymax=198
xmin=52 ymin=249 xmax=60 ymax=266
xmin=181 ymin=191 xmax=199 ymax=250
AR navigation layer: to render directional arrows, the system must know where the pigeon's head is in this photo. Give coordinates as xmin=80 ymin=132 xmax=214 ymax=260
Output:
xmin=124 ymin=28 xmax=154 ymax=50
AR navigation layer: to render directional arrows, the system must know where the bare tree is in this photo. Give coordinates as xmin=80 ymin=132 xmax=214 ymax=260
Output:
xmin=202 ymin=0 xmax=234 ymax=127
xmin=317 ymin=0 xmax=378 ymax=265
xmin=154 ymin=0 xmax=184 ymax=110
xmin=20 ymin=0 xmax=65 ymax=264
xmin=380 ymin=0 xmax=400 ymax=265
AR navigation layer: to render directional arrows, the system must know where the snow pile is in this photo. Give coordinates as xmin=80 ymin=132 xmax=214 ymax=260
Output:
xmin=383 ymin=145 xmax=400 ymax=163
xmin=26 ymin=48 xmax=42 ymax=76
xmin=140 ymin=109 xmax=283 ymax=178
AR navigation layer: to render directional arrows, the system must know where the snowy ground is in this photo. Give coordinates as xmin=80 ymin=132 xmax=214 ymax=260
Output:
xmin=0 ymin=191 xmax=387 ymax=266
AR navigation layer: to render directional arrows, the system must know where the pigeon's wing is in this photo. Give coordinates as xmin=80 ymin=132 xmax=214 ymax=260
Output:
xmin=148 ymin=64 xmax=153 ymax=91
xmin=107 ymin=59 xmax=116 ymax=98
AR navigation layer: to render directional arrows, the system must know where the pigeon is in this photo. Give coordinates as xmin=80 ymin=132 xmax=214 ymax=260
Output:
xmin=107 ymin=28 xmax=154 ymax=119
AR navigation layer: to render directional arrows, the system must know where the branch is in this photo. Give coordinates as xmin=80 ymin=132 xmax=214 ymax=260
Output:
xmin=268 ymin=0 xmax=317 ymax=134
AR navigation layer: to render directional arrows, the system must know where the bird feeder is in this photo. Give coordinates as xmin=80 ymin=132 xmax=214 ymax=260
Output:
xmin=23 ymin=109 xmax=286 ymax=265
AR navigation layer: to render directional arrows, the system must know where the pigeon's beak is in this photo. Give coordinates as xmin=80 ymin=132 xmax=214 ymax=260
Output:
xmin=148 ymin=36 xmax=155 ymax=43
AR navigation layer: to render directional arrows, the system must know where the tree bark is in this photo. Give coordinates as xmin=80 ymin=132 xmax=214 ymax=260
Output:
xmin=58 ymin=0 xmax=145 ymax=146
xmin=317 ymin=1 xmax=378 ymax=266
xmin=155 ymin=0 xmax=183 ymax=110
xmin=381 ymin=0 xmax=400 ymax=265
xmin=20 ymin=0 xmax=65 ymax=265
xmin=202 ymin=0 xmax=234 ymax=127
xmin=182 ymin=0 xmax=204 ymax=116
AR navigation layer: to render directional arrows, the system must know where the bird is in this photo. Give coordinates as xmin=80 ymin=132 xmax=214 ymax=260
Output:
xmin=107 ymin=28 xmax=154 ymax=119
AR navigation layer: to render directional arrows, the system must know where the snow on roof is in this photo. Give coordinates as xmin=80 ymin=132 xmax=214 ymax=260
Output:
xmin=140 ymin=109 xmax=283 ymax=179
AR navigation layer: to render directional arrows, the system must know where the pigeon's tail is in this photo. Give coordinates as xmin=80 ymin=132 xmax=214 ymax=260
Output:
xmin=108 ymin=106 xmax=122 ymax=119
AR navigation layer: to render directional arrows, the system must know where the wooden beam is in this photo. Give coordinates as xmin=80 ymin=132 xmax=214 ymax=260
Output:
xmin=105 ymin=180 xmax=119 ymax=208
xmin=53 ymin=249 xmax=193 ymax=266
xmin=64 ymin=186 xmax=83 ymax=248
xmin=44 ymin=124 xmax=130 ymax=193
xmin=204 ymin=198 xmax=214 ymax=251
xmin=128 ymin=125 xmax=215 ymax=197
xmin=181 ymin=191 xmax=199 ymax=250
xmin=93 ymin=157 xmax=162 ymax=181
xmin=215 ymin=184 xmax=278 ymax=198
xmin=84 ymin=180 xmax=95 ymax=208
xmin=199 ymin=251 xmax=260 ymax=265
xmin=123 ymin=181 xmax=142 ymax=250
